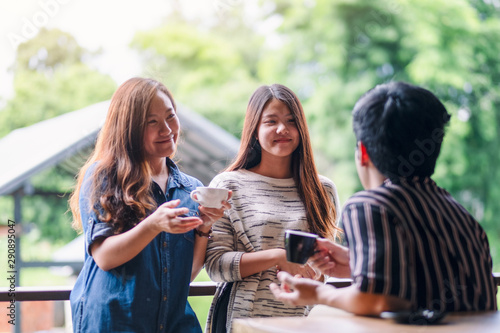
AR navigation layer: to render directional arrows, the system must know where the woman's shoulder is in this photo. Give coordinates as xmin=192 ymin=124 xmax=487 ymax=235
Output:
xmin=84 ymin=161 xmax=99 ymax=177
xmin=318 ymin=174 xmax=340 ymax=209
xmin=209 ymin=170 xmax=247 ymax=186
xmin=167 ymin=158 xmax=203 ymax=188
xmin=177 ymin=170 xmax=204 ymax=189
xmin=318 ymin=174 xmax=337 ymax=192
xmin=80 ymin=162 xmax=99 ymax=191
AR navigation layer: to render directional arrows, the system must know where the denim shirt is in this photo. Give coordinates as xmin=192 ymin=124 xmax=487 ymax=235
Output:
xmin=70 ymin=159 xmax=203 ymax=333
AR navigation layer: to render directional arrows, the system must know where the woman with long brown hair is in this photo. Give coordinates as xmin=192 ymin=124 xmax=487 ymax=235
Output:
xmin=204 ymin=84 xmax=341 ymax=332
xmin=69 ymin=77 xmax=230 ymax=332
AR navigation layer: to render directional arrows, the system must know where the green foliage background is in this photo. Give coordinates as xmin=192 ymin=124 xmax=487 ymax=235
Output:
xmin=0 ymin=0 xmax=499 ymax=329
xmin=129 ymin=0 xmax=500 ymax=269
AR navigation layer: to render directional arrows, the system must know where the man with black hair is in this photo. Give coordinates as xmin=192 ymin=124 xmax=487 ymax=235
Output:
xmin=271 ymin=82 xmax=497 ymax=315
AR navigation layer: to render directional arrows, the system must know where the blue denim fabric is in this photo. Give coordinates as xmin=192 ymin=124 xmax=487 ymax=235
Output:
xmin=70 ymin=159 xmax=203 ymax=332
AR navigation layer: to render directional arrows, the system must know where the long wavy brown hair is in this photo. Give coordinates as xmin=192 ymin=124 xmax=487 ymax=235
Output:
xmin=227 ymin=84 xmax=340 ymax=239
xmin=70 ymin=78 xmax=177 ymax=233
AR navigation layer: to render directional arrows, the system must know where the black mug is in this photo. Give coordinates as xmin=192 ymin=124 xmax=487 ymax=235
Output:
xmin=284 ymin=230 xmax=319 ymax=265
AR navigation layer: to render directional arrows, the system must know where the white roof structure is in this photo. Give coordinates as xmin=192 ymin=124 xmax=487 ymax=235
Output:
xmin=0 ymin=100 xmax=240 ymax=196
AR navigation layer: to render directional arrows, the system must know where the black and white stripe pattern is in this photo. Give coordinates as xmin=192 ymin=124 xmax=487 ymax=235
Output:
xmin=204 ymin=169 xmax=340 ymax=332
xmin=343 ymin=176 xmax=497 ymax=312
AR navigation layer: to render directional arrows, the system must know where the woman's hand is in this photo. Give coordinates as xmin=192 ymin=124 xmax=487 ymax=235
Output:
xmin=198 ymin=190 xmax=232 ymax=228
xmin=276 ymin=250 xmax=321 ymax=280
xmin=147 ymin=199 xmax=203 ymax=234
xmin=192 ymin=191 xmax=232 ymax=280
xmin=92 ymin=199 xmax=201 ymax=271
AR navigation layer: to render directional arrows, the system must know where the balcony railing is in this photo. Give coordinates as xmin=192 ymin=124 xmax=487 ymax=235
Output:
xmin=1 ymin=274 xmax=498 ymax=302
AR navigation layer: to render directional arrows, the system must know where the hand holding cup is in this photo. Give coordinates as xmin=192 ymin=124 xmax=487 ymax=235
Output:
xmin=284 ymin=230 xmax=319 ymax=265
xmin=284 ymin=230 xmax=322 ymax=280
xmin=190 ymin=187 xmax=230 ymax=209
xmin=190 ymin=187 xmax=231 ymax=228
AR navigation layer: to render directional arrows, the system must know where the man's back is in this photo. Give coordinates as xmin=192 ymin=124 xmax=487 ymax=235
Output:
xmin=270 ymin=82 xmax=497 ymax=317
xmin=342 ymin=176 xmax=497 ymax=312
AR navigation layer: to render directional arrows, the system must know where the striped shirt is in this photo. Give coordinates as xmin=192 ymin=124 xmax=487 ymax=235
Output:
xmin=204 ymin=169 xmax=340 ymax=332
xmin=342 ymin=176 xmax=497 ymax=312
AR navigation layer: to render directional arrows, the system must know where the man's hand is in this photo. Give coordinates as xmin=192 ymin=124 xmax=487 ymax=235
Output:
xmin=270 ymin=271 xmax=332 ymax=306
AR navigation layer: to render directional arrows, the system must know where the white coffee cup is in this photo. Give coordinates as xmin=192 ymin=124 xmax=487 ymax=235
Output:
xmin=190 ymin=187 xmax=229 ymax=208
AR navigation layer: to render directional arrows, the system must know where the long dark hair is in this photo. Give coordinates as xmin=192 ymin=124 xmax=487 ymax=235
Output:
xmin=70 ymin=77 xmax=177 ymax=233
xmin=227 ymin=84 xmax=339 ymax=239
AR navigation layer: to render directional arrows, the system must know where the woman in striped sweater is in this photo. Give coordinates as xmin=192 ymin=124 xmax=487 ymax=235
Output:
xmin=204 ymin=84 xmax=341 ymax=332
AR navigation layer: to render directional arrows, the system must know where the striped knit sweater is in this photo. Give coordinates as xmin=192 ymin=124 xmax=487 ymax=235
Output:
xmin=204 ymin=169 xmax=340 ymax=332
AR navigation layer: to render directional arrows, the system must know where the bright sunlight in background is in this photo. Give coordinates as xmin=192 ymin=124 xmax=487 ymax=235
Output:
xmin=0 ymin=1 xmax=250 ymax=330
xmin=0 ymin=0 xmax=237 ymax=99
xmin=1 ymin=0 xmax=500 ymax=330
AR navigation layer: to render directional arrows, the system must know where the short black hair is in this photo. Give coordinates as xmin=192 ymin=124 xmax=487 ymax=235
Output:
xmin=352 ymin=81 xmax=451 ymax=179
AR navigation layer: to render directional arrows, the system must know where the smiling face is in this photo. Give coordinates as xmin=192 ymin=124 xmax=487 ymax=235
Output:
xmin=256 ymin=98 xmax=300 ymax=162
xmin=143 ymin=91 xmax=180 ymax=163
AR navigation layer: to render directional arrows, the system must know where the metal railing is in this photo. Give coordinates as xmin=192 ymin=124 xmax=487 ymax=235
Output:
xmin=0 ymin=281 xmax=218 ymax=302
xmin=1 ymin=275 xmax=498 ymax=302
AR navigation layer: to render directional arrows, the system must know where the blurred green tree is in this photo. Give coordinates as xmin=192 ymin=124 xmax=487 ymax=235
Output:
xmin=131 ymin=9 xmax=264 ymax=137
xmin=130 ymin=2 xmax=500 ymax=268
xmin=3 ymin=0 xmax=497 ymax=267
xmin=0 ymin=28 xmax=116 ymax=245
xmin=260 ymin=0 xmax=500 ymax=265
xmin=0 ymin=28 xmax=116 ymax=137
